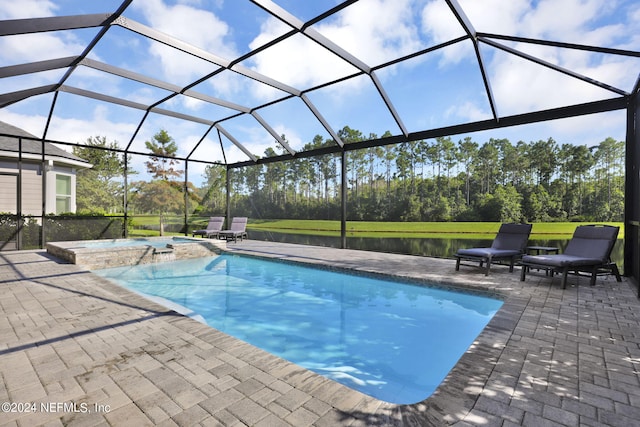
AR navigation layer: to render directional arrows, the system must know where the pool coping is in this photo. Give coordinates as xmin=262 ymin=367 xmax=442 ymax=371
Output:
xmin=2 ymin=241 xmax=639 ymax=426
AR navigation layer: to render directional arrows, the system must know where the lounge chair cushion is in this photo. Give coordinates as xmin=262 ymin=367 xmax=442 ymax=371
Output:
xmin=521 ymin=254 xmax=603 ymax=268
xmin=456 ymin=248 xmax=522 ymax=258
xmin=490 ymin=223 xmax=532 ymax=251
xmin=561 ymin=227 xmax=616 ymax=261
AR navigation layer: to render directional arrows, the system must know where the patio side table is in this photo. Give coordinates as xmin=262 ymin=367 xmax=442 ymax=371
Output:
xmin=526 ymin=245 xmax=559 ymax=256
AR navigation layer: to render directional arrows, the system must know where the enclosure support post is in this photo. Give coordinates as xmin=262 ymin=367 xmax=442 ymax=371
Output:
xmin=40 ymin=91 xmax=59 ymax=248
xmin=17 ymin=138 xmax=23 ymax=250
xmin=341 ymin=150 xmax=347 ymax=249
xmin=40 ymin=139 xmax=46 ymax=248
xmin=226 ymin=166 xmax=231 ymax=229
xmin=123 ymin=154 xmax=128 ymax=238
xmin=624 ymin=83 xmax=640 ymax=296
xmin=184 ymin=161 xmax=189 ymax=236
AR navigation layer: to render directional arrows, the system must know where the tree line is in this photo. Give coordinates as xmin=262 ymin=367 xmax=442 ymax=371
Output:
xmin=73 ymin=127 xmax=625 ymax=224
xmin=209 ymin=127 xmax=624 ymax=223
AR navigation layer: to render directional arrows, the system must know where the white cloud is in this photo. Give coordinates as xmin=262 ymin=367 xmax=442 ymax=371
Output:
xmin=0 ymin=110 xmax=47 ymax=138
xmin=145 ymin=43 xmax=220 ymax=85
xmin=0 ymin=108 xmax=137 ymax=149
xmin=273 ymin=124 xmax=303 ymax=151
xmin=421 ymin=0 xmax=630 ymax=63
xmin=459 ymin=0 xmax=531 ymax=34
xmin=247 ymin=0 xmax=426 ymax=99
xmin=179 ymin=95 xmax=208 ymax=111
xmin=48 ymin=113 xmax=137 ymax=147
xmin=519 ymin=0 xmax=610 ymax=40
xmin=445 ymin=101 xmax=489 ymax=123
xmin=0 ymin=1 xmax=88 ymax=66
xmin=213 ymin=115 xmax=300 ymax=162
xmin=132 ymin=0 xmax=238 ymax=83
xmin=624 ymin=4 xmax=640 ymax=50
xmin=206 ymin=68 xmax=254 ymax=102
xmin=318 ymin=0 xmax=423 ymax=65
xmin=420 ymin=0 xmax=636 ymax=116
xmin=0 ymin=32 xmax=86 ymax=65
xmin=490 ymin=53 xmax=603 ymax=114
xmin=247 ymin=17 xmax=358 ymax=99
xmin=548 ymin=111 xmax=626 ymax=144
xmin=0 ymin=0 xmax=57 ymax=19
xmin=419 ymin=3 xmax=468 ymax=70
xmin=466 ymin=109 xmax=625 ymax=148
xmin=223 ymin=145 xmax=256 ymax=164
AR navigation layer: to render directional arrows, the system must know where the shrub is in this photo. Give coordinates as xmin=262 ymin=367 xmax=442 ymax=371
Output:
xmin=44 ymin=213 xmax=126 ymax=242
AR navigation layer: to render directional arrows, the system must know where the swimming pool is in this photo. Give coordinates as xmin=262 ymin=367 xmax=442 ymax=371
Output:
xmin=95 ymin=254 xmax=503 ymax=404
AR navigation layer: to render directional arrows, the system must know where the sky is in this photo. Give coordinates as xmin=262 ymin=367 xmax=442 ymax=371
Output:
xmin=1 ymin=0 xmax=639 ymax=183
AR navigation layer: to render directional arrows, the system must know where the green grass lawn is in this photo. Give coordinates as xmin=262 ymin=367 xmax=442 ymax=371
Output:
xmin=125 ymin=216 xmax=623 ymax=240
xmin=248 ymin=219 xmax=624 ymax=239
xmin=127 ymin=215 xmax=186 ymax=237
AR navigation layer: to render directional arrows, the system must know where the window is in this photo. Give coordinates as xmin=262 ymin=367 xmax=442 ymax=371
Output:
xmin=56 ymin=175 xmax=71 ymax=213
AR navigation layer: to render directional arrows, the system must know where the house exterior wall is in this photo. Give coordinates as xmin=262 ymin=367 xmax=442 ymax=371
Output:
xmin=0 ymin=172 xmax=18 ymax=214
xmin=0 ymin=159 xmax=77 ymax=215
xmin=21 ymin=163 xmax=43 ymax=215
xmin=0 ymin=160 xmax=42 ymax=215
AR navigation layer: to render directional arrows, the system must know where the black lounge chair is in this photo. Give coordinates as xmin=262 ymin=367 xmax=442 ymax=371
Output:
xmin=192 ymin=216 xmax=224 ymax=238
xmin=520 ymin=224 xmax=621 ymax=289
xmin=455 ymin=223 xmax=532 ymax=276
xmin=218 ymin=217 xmax=248 ymax=242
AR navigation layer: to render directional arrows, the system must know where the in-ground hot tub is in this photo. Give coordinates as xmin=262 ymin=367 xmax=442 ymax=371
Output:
xmin=46 ymin=236 xmax=226 ymax=269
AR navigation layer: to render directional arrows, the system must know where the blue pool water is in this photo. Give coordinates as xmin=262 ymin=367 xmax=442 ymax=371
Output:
xmin=82 ymin=237 xmax=198 ymax=249
xmin=95 ymin=254 xmax=503 ymax=404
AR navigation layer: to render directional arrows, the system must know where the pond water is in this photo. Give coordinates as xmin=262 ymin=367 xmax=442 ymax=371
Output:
xmin=247 ymin=230 xmax=624 ymax=269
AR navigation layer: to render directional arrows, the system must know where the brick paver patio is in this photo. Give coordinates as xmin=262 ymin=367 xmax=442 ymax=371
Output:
xmin=1 ymin=241 xmax=639 ymax=426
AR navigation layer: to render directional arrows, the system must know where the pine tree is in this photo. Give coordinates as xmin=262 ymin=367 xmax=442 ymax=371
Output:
xmin=144 ymin=129 xmax=183 ymax=180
